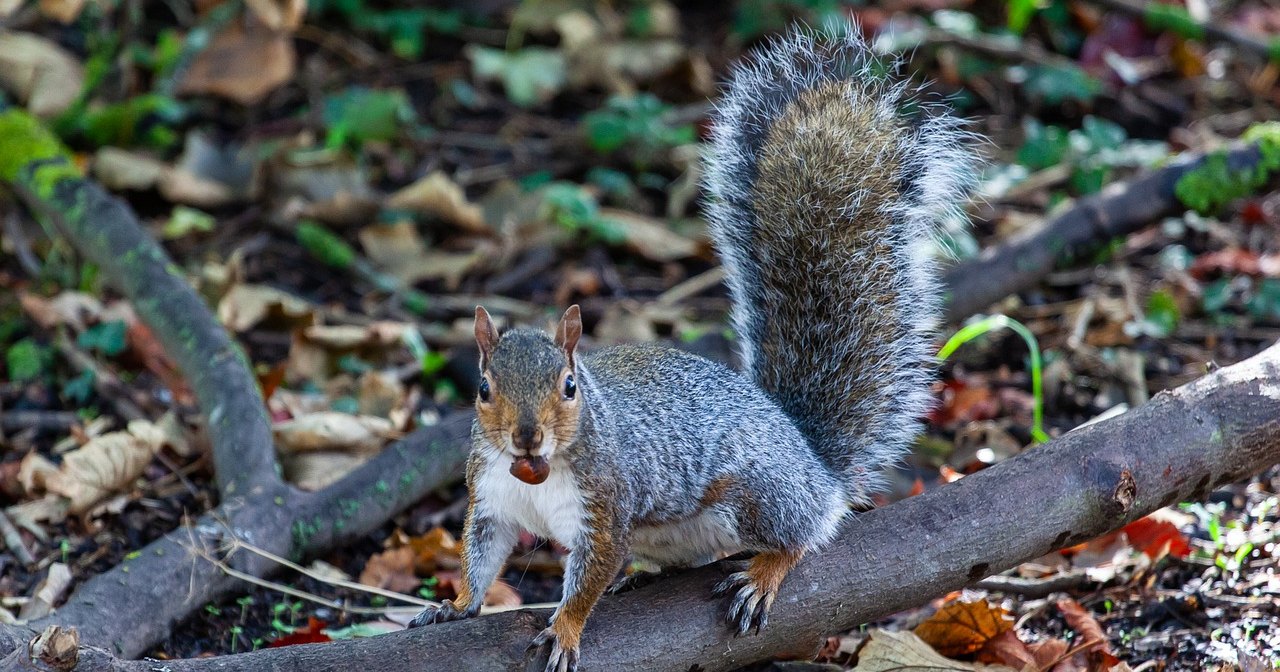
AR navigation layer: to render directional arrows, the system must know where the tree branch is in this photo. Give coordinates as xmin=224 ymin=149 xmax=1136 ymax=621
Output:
xmin=0 ymin=107 xmax=473 ymax=659
xmin=944 ymin=142 xmax=1265 ymax=321
xmin=24 ymin=340 xmax=1280 ymax=671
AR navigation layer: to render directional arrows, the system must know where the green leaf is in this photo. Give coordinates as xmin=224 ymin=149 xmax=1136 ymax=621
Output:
xmin=322 ymin=87 xmax=415 ymax=145
xmin=163 ymin=205 xmax=216 ymax=239
xmin=78 ymin=320 xmax=127 ymax=357
xmin=468 ymin=46 xmax=567 ymax=108
xmin=1144 ymin=289 xmax=1180 ymax=338
xmin=1201 ymin=278 xmax=1232 ymax=314
xmin=1247 ymin=278 xmax=1280 ymax=321
xmin=296 ymin=221 xmax=356 ymax=269
xmin=7 ymin=339 xmax=50 ymax=382
xmin=1016 ymin=119 xmax=1069 ymax=170
xmin=1019 ymin=64 xmax=1102 ymax=104
xmin=1007 ymin=0 xmax=1040 ymax=33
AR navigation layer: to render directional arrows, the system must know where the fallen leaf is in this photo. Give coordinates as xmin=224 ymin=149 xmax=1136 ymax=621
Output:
xmin=358 ymin=546 xmax=419 ymax=594
xmin=217 ymin=283 xmax=314 ymax=332
xmin=483 ymin=580 xmax=522 ymax=609
xmin=280 ymin=451 xmax=368 ymax=491
xmin=127 ymin=320 xmax=195 ymax=405
xmin=269 ymin=617 xmax=331 ymax=647
xmin=357 ymin=220 xmax=487 ymax=287
xmin=38 ymin=0 xmax=86 ymax=23
xmin=598 ymin=208 xmax=700 ymax=262
xmin=273 ymin=412 xmax=397 ymax=453
xmin=245 ymin=0 xmax=305 ymax=31
xmin=0 ymin=30 xmax=85 ymax=117
xmin=1057 ymin=599 xmax=1120 ymax=670
xmin=178 ymin=17 xmax=295 ymax=105
xmin=386 ymin=171 xmax=489 ymax=234
xmin=21 ymin=421 xmax=164 ymax=516
xmin=405 ymin=527 xmax=462 ymax=573
xmin=92 ymin=148 xmax=169 ymax=191
xmin=468 ymin=45 xmax=567 ymax=108
xmin=915 ymin=599 xmax=1014 ymax=658
xmin=1119 ymin=513 xmax=1191 ymax=559
xmin=357 ymin=371 xmax=405 ymax=418
xmin=19 ymin=563 xmax=72 ymax=620
xmin=853 ymin=628 xmax=1014 ymax=671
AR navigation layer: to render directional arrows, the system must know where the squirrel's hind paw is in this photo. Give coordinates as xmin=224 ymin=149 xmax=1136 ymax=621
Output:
xmin=714 ymin=571 xmax=773 ymax=635
xmin=713 ymin=549 xmax=804 ymax=636
xmin=407 ymin=600 xmax=474 ymax=628
xmin=530 ymin=627 xmax=580 ymax=672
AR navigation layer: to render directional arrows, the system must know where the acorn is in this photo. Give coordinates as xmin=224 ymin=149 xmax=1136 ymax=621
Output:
xmin=510 ymin=456 xmax=550 ymax=484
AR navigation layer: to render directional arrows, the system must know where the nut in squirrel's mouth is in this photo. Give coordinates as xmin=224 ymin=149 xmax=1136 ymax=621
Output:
xmin=509 ymin=455 xmax=550 ymax=484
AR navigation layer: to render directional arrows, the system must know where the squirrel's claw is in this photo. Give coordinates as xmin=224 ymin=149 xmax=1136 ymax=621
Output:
xmin=607 ymin=569 xmax=661 ymax=595
xmin=407 ymin=600 xmax=473 ymax=628
xmin=530 ymin=627 xmax=579 ymax=672
xmin=714 ymin=571 xmax=773 ymax=636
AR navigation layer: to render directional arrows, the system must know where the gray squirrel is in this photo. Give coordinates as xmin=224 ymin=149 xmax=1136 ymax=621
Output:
xmin=408 ymin=28 xmax=978 ymax=672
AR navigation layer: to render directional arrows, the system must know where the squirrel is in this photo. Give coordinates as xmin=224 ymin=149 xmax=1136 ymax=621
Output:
xmin=408 ymin=27 xmax=977 ymax=672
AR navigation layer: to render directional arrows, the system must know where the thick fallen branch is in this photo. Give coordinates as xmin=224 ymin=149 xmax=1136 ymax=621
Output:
xmin=28 ymin=338 xmax=1280 ymax=671
xmin=0 ymin=106 xmax=471 ymax=659
xmin=944 ymin=142 xmax=1264 ymax=321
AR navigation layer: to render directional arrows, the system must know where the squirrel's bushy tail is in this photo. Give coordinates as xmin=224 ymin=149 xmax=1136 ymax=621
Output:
xmin=703 ymin=28 xmax=977 ymax=502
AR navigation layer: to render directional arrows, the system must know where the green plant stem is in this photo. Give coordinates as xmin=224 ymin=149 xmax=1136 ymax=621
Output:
xmin=938 ymin=314 xmax=1049 ymax=443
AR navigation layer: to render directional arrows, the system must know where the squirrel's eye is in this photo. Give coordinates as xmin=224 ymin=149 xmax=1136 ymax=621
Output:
xmin=563 ymin=374 xmax=576 ymax=400
xmin=478 ymin=377 xmax=491 ymax=402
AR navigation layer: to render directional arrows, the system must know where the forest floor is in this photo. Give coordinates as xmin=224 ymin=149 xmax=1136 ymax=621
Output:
xmin=0 ymin=0 xmax=1277 ymax=670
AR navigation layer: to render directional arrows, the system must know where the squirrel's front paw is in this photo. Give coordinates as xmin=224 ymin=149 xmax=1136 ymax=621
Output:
xmin=407 ymin=600 xmax=473 ymax=628
xmin=529 ymin=626 xmax=580 ymax=672
xmin=713 ymin=571 xmax=775 ymax=636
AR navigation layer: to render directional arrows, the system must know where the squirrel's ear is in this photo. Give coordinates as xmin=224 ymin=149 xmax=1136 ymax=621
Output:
xmin=475 ymin=306 xmax=499 ymax=369
xmin=555 ymin=305 xmax=582 ymax=366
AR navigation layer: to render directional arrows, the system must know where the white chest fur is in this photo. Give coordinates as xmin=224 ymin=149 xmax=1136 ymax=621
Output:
xmin=473 ymin=457 xmax=587 ymax=547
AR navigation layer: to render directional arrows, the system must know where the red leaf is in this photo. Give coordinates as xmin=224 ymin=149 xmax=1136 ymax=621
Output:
xmin=269 ymin=617 xmax=330 ymax=647
xmin=1120 ymin=515 xmax=1190 ymax=559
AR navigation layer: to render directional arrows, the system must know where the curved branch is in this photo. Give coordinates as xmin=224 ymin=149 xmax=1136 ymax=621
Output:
xmin=1 ymin=106 xmax=278 ymax=499
xmin=944 ymin=142 xmax=1264 ymax=321
xmin=27 ymin=339 xmax=1280 ymax=672
xmin=0 ymin=107 xmax=474 ymax=658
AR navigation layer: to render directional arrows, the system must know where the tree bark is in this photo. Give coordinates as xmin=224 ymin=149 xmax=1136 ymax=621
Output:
xmin=14 ymin=340 xmax=1280 ymax=672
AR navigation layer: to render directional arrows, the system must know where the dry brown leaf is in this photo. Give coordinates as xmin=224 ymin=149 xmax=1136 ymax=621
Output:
xmin=0 ymin=30 xmax=85 ymax=117
xmin=18 ymin=290 xmax=102 ymax=331
xmin=245 ymin=0 xmax=305 ymax=30
xmin=216 ymin=283 xmax=314 ymax=332
xmin=357 ymin=371 xmax=406 ymax=418
xmin=34 ymin=421 xmax=164 ymax=514
xmin=273 ymin=412 xmax=397 ymax=454
xmin=177 ymin=18 xmax=295 ymax=105
xmin=386 ymin=171 xmax=489 ymax=234
xmin=357 ymin=221 xmax=485 ymax=287
xmin=358 ymin=546 xmax=419 ymax=594
xmin=92 ymin=147 xmax=169 ymax=191
xmin=915 ymin=599 xmax=1014 ymax=658
xmin=1056 ymin=599 xmax=1119 ymax=670
xmin=158 ymin=167 xmax=237 ymax=207
xmin=853 ymin=628 xmax=1016 ymax=671
xmin=406 ymin=527 xmax=461 ymax=573
xmin=598 ymin=208 xmax=699 ymax=262
xmin=484 ymin=580 xmax=522 ymax=609
xmin=38 ymin=0 xmax=85 ymax=22
xmin=19 ymin=563 xmax=72 ymax=620
xmin=279 ymin=451 xmax=368 ymax=491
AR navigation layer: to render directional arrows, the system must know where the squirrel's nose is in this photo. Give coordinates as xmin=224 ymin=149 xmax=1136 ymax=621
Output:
xmin=512 ymin=426 xmax=544 ymax=455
